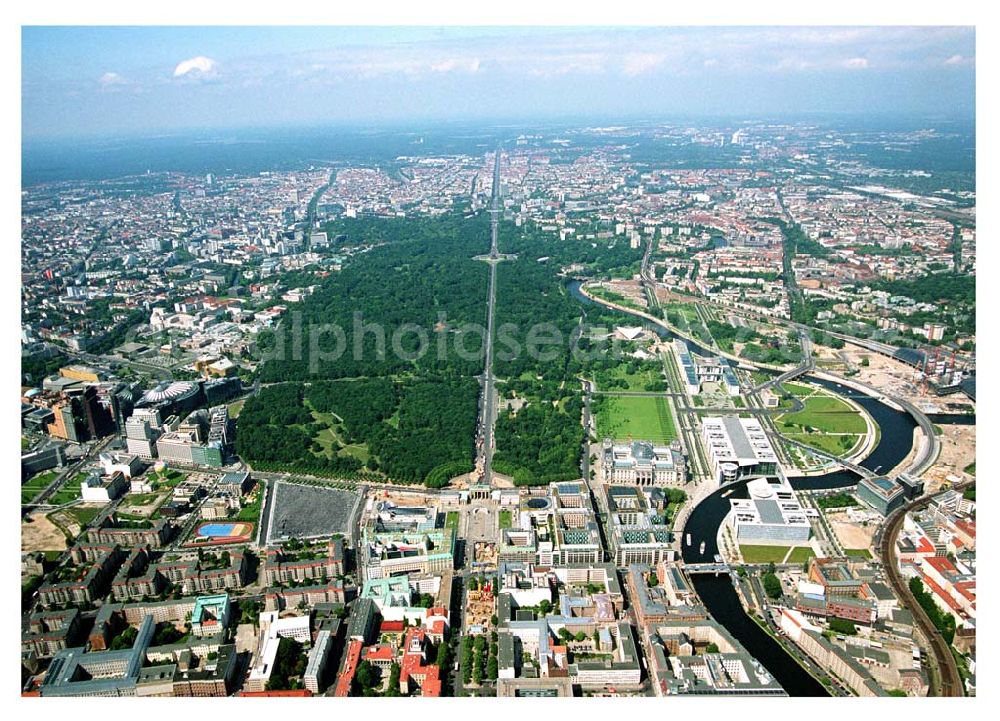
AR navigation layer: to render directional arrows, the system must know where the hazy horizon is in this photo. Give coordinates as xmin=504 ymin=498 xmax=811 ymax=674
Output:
xmin=22 ymin=26 xmax=975 ymax=140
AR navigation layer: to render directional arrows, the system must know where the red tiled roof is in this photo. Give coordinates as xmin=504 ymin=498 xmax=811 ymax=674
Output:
xmin=924 ymin=556 xmax=958 ymax=575
xmin=380 ymin=620 xmax=405 ymax=633
xmin=398 ymin=627 xmax=442 ymax=696
xmin=918 ymin=572 xmax=966 ymax=617
xmin=953 ymin=519 xmax=976 ymax=539
xmin=420 ymin=667 xmax=442 ymax=697
xmin=954 ymin=581 xmax=976 ymax=603
xmin=364 ymin=644 xmax=395 ymax=661
xmin=334 ymin=639 xmax=363 ymax=697
xmin=915 ymin=537 xmax=935 ymax=555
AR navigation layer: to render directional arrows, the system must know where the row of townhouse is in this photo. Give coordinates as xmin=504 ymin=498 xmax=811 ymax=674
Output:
xmin=22 ymin=608 xmax=84 ymax=658
xmin=37 ymin=545 xmax=126 ymax=606
xmin=262 ymin=537 xmax=345 ymax=586
xmin=111 ymin=550 xmax=249 ymax=600
xmin=86 ymin=512 xmax=175 ymax=548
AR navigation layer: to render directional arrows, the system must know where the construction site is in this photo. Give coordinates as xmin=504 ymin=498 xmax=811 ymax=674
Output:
xmin=464 ymin=579 xmax=496 ymax=632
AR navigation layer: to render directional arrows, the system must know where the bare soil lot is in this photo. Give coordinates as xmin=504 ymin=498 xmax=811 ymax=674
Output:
xmin=21 ymin=512 xmax=68 ymax=554
xmin=828 ymin=512 xmax=876 ymax=551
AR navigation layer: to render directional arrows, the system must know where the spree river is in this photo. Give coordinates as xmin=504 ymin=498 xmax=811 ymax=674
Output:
xmin=680 ymin=377 xmax=916 ymax=695
xmin=568 ymin=280 xmax=919 ymax=696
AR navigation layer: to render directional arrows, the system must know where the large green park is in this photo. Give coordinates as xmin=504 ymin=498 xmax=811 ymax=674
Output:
xmin=238 ymin=212 xmax=646 ymax=488
xmin=593 ymin=394 xmax=677 ymax=444
xmin=776 ymin=382 xmax=872 ymax=457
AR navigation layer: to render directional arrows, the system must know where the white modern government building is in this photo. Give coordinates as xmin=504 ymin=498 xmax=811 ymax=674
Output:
xmin=672 ymin=340 xmax=740 ymax=397
xmin=701 ymin=416 xmax=779 ymax=485
xmin=728 ymin=476 xmax=813 ymax=544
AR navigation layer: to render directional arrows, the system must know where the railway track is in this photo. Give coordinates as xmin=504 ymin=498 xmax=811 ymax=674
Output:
xmin=877 ymin=482 xmax=971 ymax=697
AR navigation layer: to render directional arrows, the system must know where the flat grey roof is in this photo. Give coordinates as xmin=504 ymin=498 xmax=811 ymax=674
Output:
xmin=756 ymin=499 xmax=785 ymax=525
xmin=723 ymin=416 xmax=754 ymax=459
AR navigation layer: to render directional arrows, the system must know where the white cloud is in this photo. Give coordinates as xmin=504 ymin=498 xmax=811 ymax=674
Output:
xmin=173 ymin=56 xmax=217 ymax=78
xmin=99 ymin=72 xmax=126 ymax=87
xmin=430 ymin=57 xmax=481 ymax=73
xmin=775 ymin=57 xmax=814 ymax=71
xmin=944 ymin=54 xmax=971 ymax=66
xmin=843 ymin=57 xmax=869 ymax=70
xmin=621 ymin=52 xmax=666 ymax=77
xmin=430 ymin=58 xmax=457 ymax=72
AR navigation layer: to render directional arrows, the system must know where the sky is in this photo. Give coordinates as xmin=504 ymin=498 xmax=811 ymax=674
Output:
xmin=21 ymin=26 xmax=976 ymax=139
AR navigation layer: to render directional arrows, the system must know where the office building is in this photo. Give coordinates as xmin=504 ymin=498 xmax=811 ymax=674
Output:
xmin=303 ymin=629 xmax=333 ymax=693
xmin=672 ymin=340 xmax=741 ymax=396
xmin=857 ymin=476 xmax=906 ymax=517
xmin=39 ymin=615 xmax=155 ymax=697
xmin=606 ymin=486 xmax=676 ymax=566
xmin=729 ymin=476 xmax=812 ymax=544
xmin=245 ymin=612 xmax=312 ymax=693
xmin=191 ymin=594 xmax=230 ymax=637
xmin=80 ymin=471 xmax=130 ymax=503
xmin=645 ymin=619 xmax=785 ymax=696
xmin=701 ymin=416 xmax=778 ymax=484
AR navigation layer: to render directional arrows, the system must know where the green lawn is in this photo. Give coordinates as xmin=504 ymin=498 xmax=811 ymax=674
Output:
xmin=663 ymin=302 xmax=701 ymax=329
xmin=844 ymin=548 xmax=873 ymax=559
xmin=779 ymin=399 xmax=867 ymax=434
xmin=785 ymin=432 xmax=861 ymax=457
xmin=234 ymin=486 xmax=264 ymax=522
xmin=595 ymin=395 xmax=677 ymax=443
xmin=445 ymin=511 xmax=460 ymax=530
xmin=21 ymin=470 xmax=59 ymax=504
xmin=48 ymin=473 xmax=87 ymax=506
xmin=125 ymin=492 xmax=163 ymax=506
xmin=776 ymin=385 xmax=870 ymax=459
xmin=786 ymin=547 xmax=817 ymax=564
xmin=63 ymin=506 xmax=102 ymax=528
xmin=595 ymin=364 xmax=664 ymax=392
xmin=147 ymin=469 xmax=187 ymax=488
xmin=227 ymin=399 xmax=246 ymax=419
xmin=964 ymin=462 xmax=976 ymax=476
xmin=49 ymin=487 xmax=83 ymax=506
xmin=308 ymin=404 xmax=371 ymax=463
xmin=499 ymin=510 xmax=512 ymax=530
xmin=739 ymin=545 xmax=792 ymax=563
xmin=588 ymin=286 xmax=644 ymax=312
xmin=782 ymin=382 xmax=814 ymax=397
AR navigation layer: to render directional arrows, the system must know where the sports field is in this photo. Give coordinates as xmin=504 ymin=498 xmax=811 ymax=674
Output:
xmin=187 ymin=521 xmax=255 ymax=546
xmin=595 ymin=395 xmax=677 ymax=443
